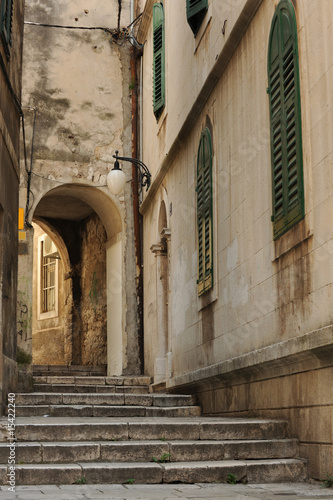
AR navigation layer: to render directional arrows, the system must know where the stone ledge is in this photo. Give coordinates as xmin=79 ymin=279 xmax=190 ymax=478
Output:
xmin=167 ymin=325 xmax=333 ymax=392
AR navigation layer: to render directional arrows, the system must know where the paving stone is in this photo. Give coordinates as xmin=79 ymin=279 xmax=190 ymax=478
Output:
xmin=123 ymin=377 xmax=152 ymax=386
xmin=14 ymin=464 xmax=83 ymax=485
xmin=16 ymin=393 xmax=63 ymax=405
xmin=46 ymin=377 xmax=75 ymax=385
xmin=62 ymin=394 xmax=125 ymax=405
xmin=152 ymin=395 xmax=196 ymax=407
xmin=199 ymin=420 xmax=287 ymax=440
xmin=0 ymin=442 xmax=42 ymax=464
xmin=96 ymin=385 xmax=117 ymax=393
xmin=162 ymin=460 xmax=247 ymax=484
xmin=100 ymin=441 xmax=169 ymax=462
xmin=49 ymin=405 xmax=94 ymax=417
xmin=75 ymin=377 xmax=106 ymax=386
xmin=42 ymin=442 xmax=101 ymax=463
xmin=169 ymin=441 xmax=225 ymax=461
xmin=246 ymin=459 xmax=308 ymax=483
xmin=128 ymin=422 xmax=200 ymax=441
xmin=116 ymin=386 xmax=149 ymax=394
xmin=124 ymin=394 xmax=153 ymax=406
xmin=15 ymin=422 xmax=128 ymax=442
xmin=93 ymin=406 xmax=146 ymax=418
xmin=223 ymin=439 xmax=298 ymax=460
xmin=146 ymin=406 xmax=201 ymax=417
xmin=106 ymin=377 xmax=124 ymax=386
xmin=80 ymin=462 xmax=163 ymax=484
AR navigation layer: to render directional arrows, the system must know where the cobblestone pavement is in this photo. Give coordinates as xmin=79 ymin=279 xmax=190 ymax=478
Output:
xmin=0 ymin=483 xmax=332 ymax=500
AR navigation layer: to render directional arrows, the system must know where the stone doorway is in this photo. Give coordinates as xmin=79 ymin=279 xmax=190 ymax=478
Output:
xmin=18 ymin=183 xmax=129 ymax=376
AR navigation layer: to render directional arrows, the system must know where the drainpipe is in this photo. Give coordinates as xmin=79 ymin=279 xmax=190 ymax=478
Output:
xmin=130 ymin=2 xmax=144 ymax=372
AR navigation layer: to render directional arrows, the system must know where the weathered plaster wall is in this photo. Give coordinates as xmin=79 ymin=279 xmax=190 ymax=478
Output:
xmin=18 ymin=0 xmax=140 ymax=373
xmin=0 ymin=0 xmax=25 ymax=409
xmin=140 ymin=0 xmax=333 ymax=479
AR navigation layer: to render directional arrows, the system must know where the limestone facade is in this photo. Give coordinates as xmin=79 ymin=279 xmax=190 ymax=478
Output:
xmin=138 ymin=0 xmax=333 ymax=479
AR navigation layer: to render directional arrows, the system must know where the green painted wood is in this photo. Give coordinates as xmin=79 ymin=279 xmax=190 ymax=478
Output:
xmin=197 ymin=128 xmax=213 ymax=296
xmin=153 ymin=3 xmax=165 ymax=119
xmin=0 ymin=0 xmax=13 ymax=50
xmin=186 ymin=0 xmax=208 ymax=36
xmin=268 ymin=0 xmax=304 ymax=240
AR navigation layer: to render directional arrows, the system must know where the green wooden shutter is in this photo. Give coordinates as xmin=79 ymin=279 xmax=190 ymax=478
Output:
xmin=197 ymin=128 xmax=213 ymax=296
xmin=0 ymin=0 xmax=13 ymax=50
xmin=268 ymin=0 xmax=304 ymax=240
xmin=186 ymin=0 xmax=208 ymax=36
xmin=153 ymin=3 xmax=165 ymax=119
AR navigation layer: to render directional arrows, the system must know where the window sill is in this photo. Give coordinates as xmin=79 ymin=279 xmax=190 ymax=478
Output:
xmin=271 ymin=216 xmax=313 ymax=261
xmin=198 ymin=286 xmax=218 ymax=311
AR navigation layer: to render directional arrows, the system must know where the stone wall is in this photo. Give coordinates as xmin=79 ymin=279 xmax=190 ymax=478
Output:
xmin=0 ymin=0 xmax=25 ymax=409
xmin=80 ymin=214 xmax=107 ymax=365
xmin=140 ymin=0 xmax=333 ymax=479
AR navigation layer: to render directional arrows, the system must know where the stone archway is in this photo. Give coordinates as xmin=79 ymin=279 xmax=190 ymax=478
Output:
xmin=151 ymin=195 xmax=171 ymax=383
xmin=22 ymin=183 xmax=127 ymax=376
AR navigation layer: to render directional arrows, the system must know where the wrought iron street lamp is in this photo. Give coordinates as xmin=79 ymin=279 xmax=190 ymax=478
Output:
xmin=107 ymin=150 xmax=151 ymax=195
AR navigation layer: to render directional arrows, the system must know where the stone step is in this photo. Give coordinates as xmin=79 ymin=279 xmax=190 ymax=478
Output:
xmin=32 ymin=365 xmax=107 ymax=377
xmin=15 ymin=393 xmax=196 ymax=407
xmin=0 ymin=459 xmax=307 ymax=485
xmin=0 ymin=439 xmax=299 ymax=464
xmin=33 ymin=384 xmax=149 ymax=394
xmin=14 ymin=405 xmax=202 ymax=418
xmin=33 ymin=376 xmax=152 ymax=386
xmin=0 ymin=417 xmax=289 ymax=442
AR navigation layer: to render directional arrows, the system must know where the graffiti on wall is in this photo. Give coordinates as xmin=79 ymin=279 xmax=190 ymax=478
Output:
xmin=17 ymin=299 xmax=32 ymax=342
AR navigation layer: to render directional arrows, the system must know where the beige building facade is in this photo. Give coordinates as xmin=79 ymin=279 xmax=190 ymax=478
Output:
xmin=138 ymin=0 xmax=333 ymax=479
xmin=18 ymin=0 xmax=143 ymax=376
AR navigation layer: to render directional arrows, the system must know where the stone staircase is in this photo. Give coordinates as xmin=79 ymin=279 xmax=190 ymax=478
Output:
xmin=0 ymin=366 xmax=307 ymax=485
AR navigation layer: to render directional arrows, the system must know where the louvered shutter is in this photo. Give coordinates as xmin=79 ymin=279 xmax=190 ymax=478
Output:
xmin=186 ymin=0 xmax=208 ymax=36
xmin=197 ymin=129 xmax=213 ymax=296
xmin=268 ymin=0 xmax=304 ymax=240
xmin=153 ymin=3 xmax=165 ymax=119
xmin=0 ymin=0 xmax=13 ymax=50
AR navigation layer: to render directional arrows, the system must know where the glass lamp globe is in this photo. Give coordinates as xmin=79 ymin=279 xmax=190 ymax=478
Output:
xmin=107 ymin=165 xmax=126 ymax=195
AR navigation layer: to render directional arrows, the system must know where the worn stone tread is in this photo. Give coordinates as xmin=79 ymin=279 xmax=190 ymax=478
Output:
xmin=0 ymin=459 xmax=307 ymax=485
xmin=0 ymin=438 xmax=299 ymax=463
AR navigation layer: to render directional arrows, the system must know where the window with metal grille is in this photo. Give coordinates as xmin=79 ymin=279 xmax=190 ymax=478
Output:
xmin=153 ymin=3 xmax=165 ymax=120
xmin=186 ymin=0 xmax=208 ymax=36
xmin=268 ymin=0 xmax=304 ymax=240
xmin=41 ymin=252 xmax=56 ymax=313
xmin=0 ymin=0 xmax=13 ymax=55
xmin=197 ymin=128 xmax=213 ymax=296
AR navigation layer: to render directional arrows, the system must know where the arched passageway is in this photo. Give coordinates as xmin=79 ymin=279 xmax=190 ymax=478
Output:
xmin=26 ymin=183 xmax=126 ymax=375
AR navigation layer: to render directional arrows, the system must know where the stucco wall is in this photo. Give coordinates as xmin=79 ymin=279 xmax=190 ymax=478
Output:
xmin=18 ymin=0 xmax=140 ymax=373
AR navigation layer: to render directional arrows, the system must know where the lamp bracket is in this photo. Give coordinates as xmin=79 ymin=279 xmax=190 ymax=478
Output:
xmin=113 ymin=151 xmax=151 ymax=192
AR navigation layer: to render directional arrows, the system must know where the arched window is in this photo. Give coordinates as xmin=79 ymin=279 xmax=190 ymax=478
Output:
xmin=153 ymin=3 xmax=165 ymax=120
xmin=268 ymin=0 xmax=304 ymax=240
xmin=197 ymin=128 xmax=213 ymax=296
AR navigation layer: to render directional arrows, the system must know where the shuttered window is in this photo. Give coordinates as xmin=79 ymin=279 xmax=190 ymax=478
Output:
xmin=268 ymin=0 xmax=304 ymax=240
xmin=186 ymin=0 xmax=208 ymax=36
xmin=197 ymin=128 xmax=213 ymax=296
xmin=0 ymin=0 xmax=13 ymax=53
xmin=153 ymin=3 xmax=165 ymax=120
